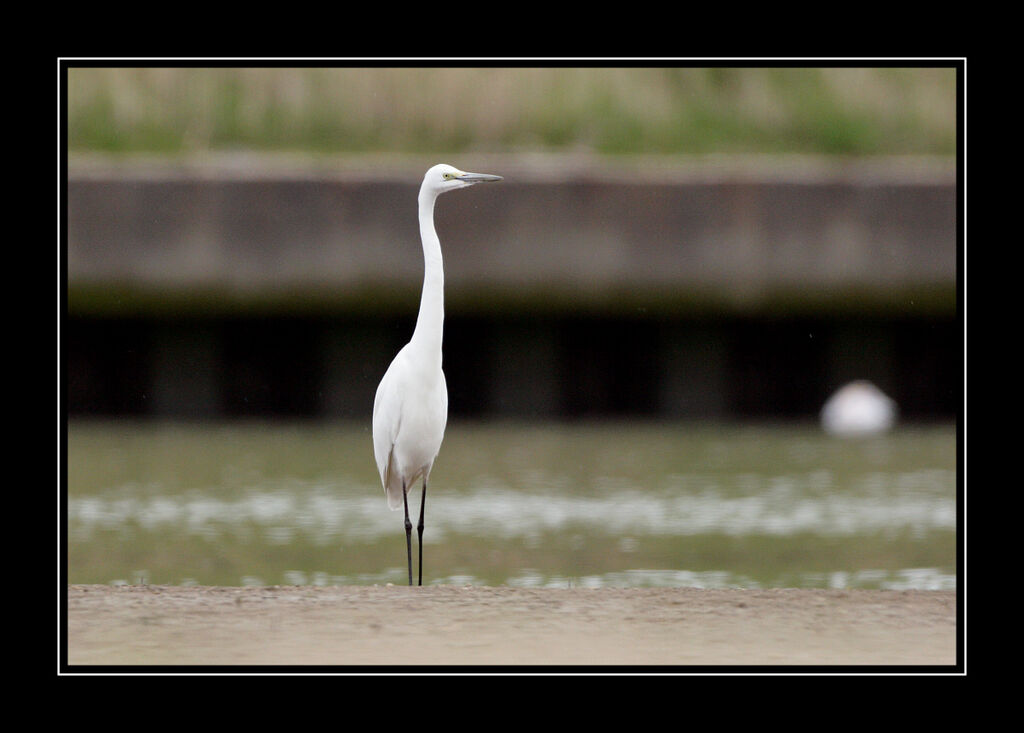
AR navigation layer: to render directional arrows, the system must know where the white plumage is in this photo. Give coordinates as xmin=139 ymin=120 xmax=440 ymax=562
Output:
xmin=372 ymin=163 xmax=502 ymax=584
xmin=373 ymin=339 xmax=449 ymax=511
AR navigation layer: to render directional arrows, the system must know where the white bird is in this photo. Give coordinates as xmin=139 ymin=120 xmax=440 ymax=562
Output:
xmin=820 ymin=379 xmax=898 ymax=437
xmin=373 ymin=163 xmax=502 ymax=586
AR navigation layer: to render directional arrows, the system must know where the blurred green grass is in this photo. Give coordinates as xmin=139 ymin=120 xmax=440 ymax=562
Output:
xmin=66 ymin=67 xmax=958 ymax=157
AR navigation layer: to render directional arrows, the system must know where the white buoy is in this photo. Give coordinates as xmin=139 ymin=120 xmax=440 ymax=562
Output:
xmin=820 ymin=380 xmax=897 ymax=437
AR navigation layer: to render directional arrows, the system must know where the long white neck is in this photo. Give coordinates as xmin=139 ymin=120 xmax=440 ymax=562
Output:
xmin=410 ymin=185 xmax=444 ymax=368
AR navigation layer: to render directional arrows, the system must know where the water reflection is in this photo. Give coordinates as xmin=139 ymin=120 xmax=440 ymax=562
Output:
xmin=66 ymin=421 xmax=958 ymax=590
xmin=70 ymin=480 xmax=955 ymax=541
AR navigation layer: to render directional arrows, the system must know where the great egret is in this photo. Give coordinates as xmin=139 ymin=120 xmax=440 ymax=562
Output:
xmin=372 ymin=163 xmax=503 ymax=585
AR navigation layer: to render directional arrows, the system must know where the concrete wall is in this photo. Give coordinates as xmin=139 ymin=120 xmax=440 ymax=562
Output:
xmin=66 ymin=159 xmax=957 ymax=315
xmin=64 ymin=159 xmax=958 ymax=420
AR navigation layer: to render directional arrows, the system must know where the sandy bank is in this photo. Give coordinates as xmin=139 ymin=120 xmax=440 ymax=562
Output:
xmin=65 ymin=584 xmax=958 ymax=669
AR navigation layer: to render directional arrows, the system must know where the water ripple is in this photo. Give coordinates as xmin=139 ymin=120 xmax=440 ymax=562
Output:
xmin=68 ymin=478 xmax=956 ymax=542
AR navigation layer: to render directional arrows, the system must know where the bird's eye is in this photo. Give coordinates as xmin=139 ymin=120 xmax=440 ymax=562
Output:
xmin=442 ymin=173 xmax=454 ymax=180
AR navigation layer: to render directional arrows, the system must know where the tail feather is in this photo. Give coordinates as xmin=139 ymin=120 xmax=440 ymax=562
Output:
xmin=385 ymin=473 xmax=405 ymax=511
xmin=382 ymin=449 xmax=403 ymax=511
xmin=383 ymin=452 xmax=425 ymax=511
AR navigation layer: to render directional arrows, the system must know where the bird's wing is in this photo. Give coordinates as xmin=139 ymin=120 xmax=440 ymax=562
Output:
xmin=372 ymin=381 xmax=397 ymax=482
xmin=372 ymin=359 xmax=407 ymax=510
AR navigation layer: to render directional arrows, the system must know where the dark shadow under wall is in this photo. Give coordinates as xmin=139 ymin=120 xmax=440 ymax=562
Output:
xmin=64 ymin=312 xmax=958 ymax=422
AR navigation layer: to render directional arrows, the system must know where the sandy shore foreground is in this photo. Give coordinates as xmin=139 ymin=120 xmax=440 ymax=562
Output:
xmin=65 ymin=584 xmax=958 ymax=669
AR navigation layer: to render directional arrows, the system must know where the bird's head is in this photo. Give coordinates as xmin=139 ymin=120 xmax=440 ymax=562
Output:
xmin=423 ymin=163 xmax=503 ymax=195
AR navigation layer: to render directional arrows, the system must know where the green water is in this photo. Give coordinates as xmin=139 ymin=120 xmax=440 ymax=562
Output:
xmin=65 ymin=420 xmax=958 ymax=590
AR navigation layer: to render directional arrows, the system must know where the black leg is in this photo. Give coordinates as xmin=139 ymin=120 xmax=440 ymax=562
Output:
xmin=402 ymin=479 xmax=412 ymax=586
xmin=417 ymin=480 xmax=427 ymax=586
